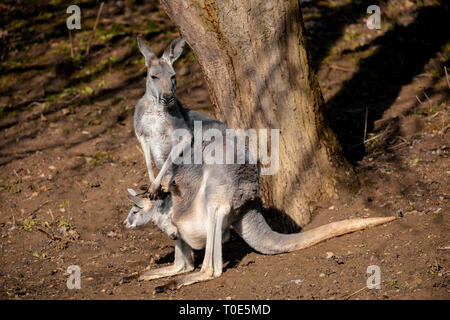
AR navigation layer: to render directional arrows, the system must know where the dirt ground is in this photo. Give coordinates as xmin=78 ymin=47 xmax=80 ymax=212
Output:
xmin=0 ymin=0 xmax=448 ymax=300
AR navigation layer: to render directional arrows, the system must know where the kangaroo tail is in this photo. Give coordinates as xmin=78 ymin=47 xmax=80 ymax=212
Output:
xmin=233 ymin=209 xmax=396 ymax=255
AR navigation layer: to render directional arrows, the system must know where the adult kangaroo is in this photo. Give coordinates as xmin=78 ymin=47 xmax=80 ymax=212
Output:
xmin=134 ymin=36 xmax=221 ymax=196
xmin=125 ymin=37 xmax=396 ymax=293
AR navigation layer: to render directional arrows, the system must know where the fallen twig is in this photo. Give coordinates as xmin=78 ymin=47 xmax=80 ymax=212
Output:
xmin=48 ymin=208 xmax=54 ymax=223
xmin=86 ymin=2 xmax=104 ymax=56
xmin=36 ymin=227 xmax=61 ymax=241
xmin=13 ymin=169 xmax=21 ymax=181
xmin=364 ymin=107 xmax=368 ymax=143
xmin=428 ymin=111 xmax=441 ymax=120
xmin=28 ymin=200 xmax=50 ymax=217
xmin=69 ymin=29 xmax=74 ymax=59
xmin=388 ymin=141 xmax=407 ymax=150
xmin=329 ymin=64 xmax=352 ymax=72
xmin=342 ymin=286 xmax=368 ymax=300
xmin=415 ymin=95 xmax=423 ymax=104
xmin=348 ymin=133 xmax=383 ymax=150
xmin=445 ymin=66 xmax=450 ymax=90
xmin=423 ymin=91 xmax=432 ymax=105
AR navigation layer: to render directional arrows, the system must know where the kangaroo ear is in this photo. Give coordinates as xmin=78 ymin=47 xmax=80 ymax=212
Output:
xmin=127 ymin=188 xmax=138 ymax=196
xmin=162 ymin=37 xmax=185 ymax=65
xmin=137 ymin=36 xmax=157 ymax=68
xmin=127 ymin=192 xmax=150 ymax=209
xmin=128 ymin=195 xmax=151 ymax=210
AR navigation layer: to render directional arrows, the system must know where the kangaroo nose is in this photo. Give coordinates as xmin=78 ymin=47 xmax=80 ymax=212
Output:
xmin=160 ymin=93 xmax=174 ymax=105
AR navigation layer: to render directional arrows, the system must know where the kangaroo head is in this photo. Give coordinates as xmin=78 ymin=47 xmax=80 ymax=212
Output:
xmin=137 ymin=36 xmax=185 ymax=106
xmin=123 ymin=188 xmax=153 ymax=228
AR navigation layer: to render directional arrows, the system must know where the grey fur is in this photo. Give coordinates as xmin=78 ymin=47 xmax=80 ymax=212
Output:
xmin=124 ymin=188 xmax=177 ymax=239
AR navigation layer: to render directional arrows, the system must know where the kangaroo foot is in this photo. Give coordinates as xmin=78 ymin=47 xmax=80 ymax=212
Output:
xmin=154 ymin=269 xmax=216 ymax=293
xmin=138 ymin=264 xmax=194 ymax=282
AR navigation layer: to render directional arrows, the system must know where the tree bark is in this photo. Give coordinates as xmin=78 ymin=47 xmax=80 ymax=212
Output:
xmin=161 ymin=0 xmax=356 ymax=229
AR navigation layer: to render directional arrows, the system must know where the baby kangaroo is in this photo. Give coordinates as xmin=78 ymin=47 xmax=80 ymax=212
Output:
xmin=125 ymin=126 xmax=396 ymax=293
xmin=134 ymin=36 xmax=220 ymax=196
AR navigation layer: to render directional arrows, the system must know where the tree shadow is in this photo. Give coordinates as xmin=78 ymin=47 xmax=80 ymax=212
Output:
xmin=302 ymin=0 xmax=381 ymax=71
xmin=225 ymin=1 xmax=449 ymax=233
xmin=324 ymin=3 xmax=450 ymax=162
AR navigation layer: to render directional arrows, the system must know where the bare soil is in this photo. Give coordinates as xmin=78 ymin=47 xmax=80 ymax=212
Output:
xmin=0 ymin=0 xmax=448 ymax=300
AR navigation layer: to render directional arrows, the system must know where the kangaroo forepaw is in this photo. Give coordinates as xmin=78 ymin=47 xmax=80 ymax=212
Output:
xmin=148 ymin=186 xmax=169 ymax=200
xmin=148 ymin=186 xmax=163 ymax=200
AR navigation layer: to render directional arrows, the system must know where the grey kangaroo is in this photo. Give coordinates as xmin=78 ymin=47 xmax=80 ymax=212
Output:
xmin=134 ymin=36 xmax=219 ymax=196
xmin=125 ymin=37 xmax=396 ymax=292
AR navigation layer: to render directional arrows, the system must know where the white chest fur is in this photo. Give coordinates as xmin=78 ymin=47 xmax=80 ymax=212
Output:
xmin=138 ymin=112 xmax=173 ymax=169
xmin=135 ymin=101 xmax=190 ymax=169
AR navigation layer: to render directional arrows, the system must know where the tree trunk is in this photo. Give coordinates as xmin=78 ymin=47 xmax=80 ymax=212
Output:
xmin=161 ymin=0 xmax=356 ymax=230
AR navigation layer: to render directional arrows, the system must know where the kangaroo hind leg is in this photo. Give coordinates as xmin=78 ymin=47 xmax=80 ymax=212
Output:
xmin=138 ymin=238 xmax=194 ymax=281
xmin=155 ymin=204 xmax=230 ymax=292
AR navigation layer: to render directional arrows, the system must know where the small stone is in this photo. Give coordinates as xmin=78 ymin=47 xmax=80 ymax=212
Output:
xmin=326 ymin=252 xmax=334 ymax=259
xmin=107 ymin=231 xmax=117 ymax=238
xmin=68 ymin=229 xmax=79 ymax=239
xmin=319 ymin=273 xmax=325 ymax=278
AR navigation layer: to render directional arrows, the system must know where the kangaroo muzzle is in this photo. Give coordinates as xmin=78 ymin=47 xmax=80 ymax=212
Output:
xmin=159 ymin=93 xmax=175 ymax=105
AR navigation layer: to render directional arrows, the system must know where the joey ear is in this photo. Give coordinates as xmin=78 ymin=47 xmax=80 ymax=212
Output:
xmin=127 ymin=188 xmax=138 ymax=196
xmin=137 ymin=36 xmax=157 ymax=67
xmin=127 ymin=193 xmax=150 ymax=209
xmin=162 ymin=37 xmax=185 ymax=65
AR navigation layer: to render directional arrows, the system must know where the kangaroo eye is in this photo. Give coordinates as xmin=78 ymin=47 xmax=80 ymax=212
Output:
xmin=151 ymin=75 xmax=158 ymax=80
